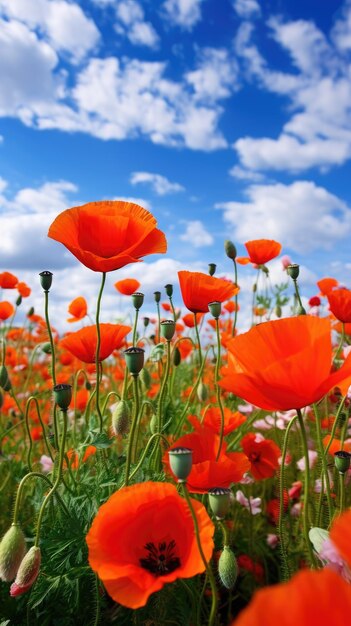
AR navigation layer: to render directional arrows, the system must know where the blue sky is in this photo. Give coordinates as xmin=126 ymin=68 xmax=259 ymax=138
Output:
xmin=0 ymin=0 xmax=351 ymax=330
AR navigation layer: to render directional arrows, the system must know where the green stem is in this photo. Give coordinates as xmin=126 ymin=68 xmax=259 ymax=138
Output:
xmin=333 ymin=322 xmax=345 ymax=366
xmin=124 ymin=375 xmax=140 ymax=486
xmin=194 ymin=314 xmax=203 ymax=369
xmin=95 ymin=272 xmax=106 ymax=433
xmin=232 ymin=259 xmax=238 ymax=337
xmin=121 ymin=433 xmax=169 ymax=487
xmin=339 ymin=472 xmax=346 ymax=514
xmin=214 ymin=318 xmax=225 ymax=461
xmin=313 ymin=403 xmax=333 ymax=523
xmin=44 ymin=290 xmax=56 ymax=386
xmin=13 ymin=471 xmax=70 ymax=525
xmin=132 ymin=307 xmax=139 ymax=346
xmin=173 ymin=347 xmax=211 ymax=439
xmin=278 ymin=414 xmax=298 ymax=580
xmin=296 ymin=408 xmax=317 ymax=567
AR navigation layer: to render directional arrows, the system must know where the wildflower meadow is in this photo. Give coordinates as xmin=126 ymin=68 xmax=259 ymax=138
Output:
xmin=1 ymin=199 xmax=351 ymax=625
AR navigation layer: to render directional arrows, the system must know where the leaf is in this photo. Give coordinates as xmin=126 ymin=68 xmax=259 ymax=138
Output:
xmin=90 ymin=432 xmax=114 ymax=449
xmin=150 ymin=343 xmax=165 ymax=362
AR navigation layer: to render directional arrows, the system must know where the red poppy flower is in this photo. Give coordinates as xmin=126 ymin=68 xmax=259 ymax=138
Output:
xmin=67 ymin=296 xmax=88 ymax=323
xmin=220 ymin=316 xmax=351 ymax=411
xmin=308 ymin=295 xmax=321 ymax=307
xmin=236 ymin=239 xmax=282 ymax=266
xmin=237 ymin=554 xmax=264 ymax=583
xmin=327 ymin=288 xmax=351 ymax=323
xmin=330 ymin=509 xmax=351 ymax=569
xmin=86 ymin=481 xmax=214 ymax=609
xmin=114 ymin=278 xmax=141 ymax=295
xmin=224 ymin=300 xmax=239 ymax=313
xmin=0 ymin=271 xmax=18 ymax=289
xmin=241 ymin=434 xmax=281 ymax=480
xmin=317 ymin=277 xmax=339 ymax=296
xmin=178 ymin=271 xmax=239 ymax=314
xmin=182 ymin=313 xmax=204 ymax=328
xmin=200 ymin=408 xmax=246 ymax=435
xmin=60 ymin=324 xmax=131 ymax=363
xmin=48 ymin=201 xmax=167 ymax=272
xmin=164 ymin=426 xmax=250 ymax=493
xmin=231 ymin=568 xmax=351 ymax=626
xmin=0 ymin=301 xmax=14 ymax=321
xmin=16 ymin=282 xmax=31 ymax=298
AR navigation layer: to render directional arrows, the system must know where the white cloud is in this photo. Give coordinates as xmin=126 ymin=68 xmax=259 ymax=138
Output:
xmin=162 ymin=0 xmax=204 ymax=30
xmin=185 ymin=48 xmax=239 ymax=102
xmin=229 ymin=165 xmax=264 ymax=181
xmin=130 ymin=171 xmax=184 ymax=195
xmin=233 ymin=14 xmax=351 ymax=172
xmin=114 ymin=196 xmax=152 ymax=210
xmin=331 ymin=0 xmax=351 ymax=52
xmin=115 ymin=0 xmax=159 ymax=48
xmin=180 ymin=220 xmax=214 ymax=247
xmin=216 ymin=180 xmax=351 ymax=253
xmin=233 ymin=0 xmax=261 ymax=19
xmin=0 ymin=0 xmax=100 ymax=62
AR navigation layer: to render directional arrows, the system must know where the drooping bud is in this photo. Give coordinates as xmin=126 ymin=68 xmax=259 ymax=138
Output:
xmin=168 ymin=447 xmax=193 ymax=483
xmin=0 ymin=525 xmax=26 ymax=582
xmin=208 ymin=263 xmax=216 ymax=276
xmin=208 ymin=301 xmax=221 ymax=319
xmin=53 ymin=383 xmax=72 ymax=410
xmin=149 ymin=412 xmax=158 ymax=435
xmin=224 ymin=240 xmax=237 ymax=260
xmin=160 ymin=320 xmax=176 ymax=341
xmin=16 ymin=295 xmax=22 ymax=307
xmin=197 ymin=381 xmax=208 ymax=402
xmin=131 ymin=292 xmax=144 ymax=311
xmin=39 ymin=270 xmax=53 ymax=292
xmin=124 ymin=347 xmax=145 ymax=376
xmin=111 ymin=400 xmax=130 ymax=436
xmin=218 ymin=546 xmax=238 ymax=589
xmin=208 ymin=488 xmax=232 ymax=520
xmin=10 ymin=546 xmax=41 ymax=596
xmin=173 ymin=346 xmax=181 ymax=367
xmin=143 ymin=317 xmax=150 ymax=328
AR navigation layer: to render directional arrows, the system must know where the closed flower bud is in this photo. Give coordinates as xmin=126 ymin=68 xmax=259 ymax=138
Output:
xmin=143 ymin=317 xmax=150 ymax=328
xmin=173 ymin=346 xmax=181 ymax=367
xmin=208 ymin=263 xmax=216 ymax=276
xmin=53 ymin=383 xmax=72 ymax=410
xmin=0 ymin=524 xmax=26 ymax=582
xmin=139 ymin=367 xmax=151 ymax=390
xmin=131 ymin=292 xmax=144 ymax=310
xmin=85 ymin=380 xmax=92 ymax=391
xmin=41 ymin=342 xmax=52 ymax=354
xmin=0 ymin=365 xmax=9 ymax=389
xmin=27 ymin=306 xmax=35 ymax=317
xmin=168 ymin=447 xmax=193 ymax=483
xmin=111 ymin=400 xmax=130 ymax=436
xmin=16 ymin=295 xmax=22 ymax=307
xmin=10 ymin=546 xmax=41 ymax=596
xmin=150 ymin=412 xmax=158 ymax=434
xmin=197 ymin=381 xmax=208 ymax=402
xmin=39 ymin=270 xmax=53 ymax=292
xmin=165 ymin=284 xmax=173 ymax=297
xmin=160 ymin=320 xmax=176 ymax=341
xmin=224 ymin=240 xmax=237 ymax=260
xmin=218 ymin=546 xmax=238 ymax=589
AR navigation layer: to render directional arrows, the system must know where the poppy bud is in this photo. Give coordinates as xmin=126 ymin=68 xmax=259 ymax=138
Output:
xmin=208 ymin=263 xmax=216 ymax=276
xmin=16 ymin=295 xmax=22 ymax=307
xmin=154 ymin=291 xmax=161 ymax=303
xmin=131 ymin=292 xmax=144 ymax=310
xmin=124 ymin=347 xmax=145 ymax=376
xmin=173 ymin=347 xmax=181 ymax=367
xmin=0 ymin=525 xmax=26 ymax=582
xmin=85 ymin=380 xmax=92 ymax=391
xmin=197 ymin=381 xmax=208 ymax=402
xmin=224 ymin=240 xmax=237 ymax=260
xmin=143 ymin=317 xmax=150 ymax=328
xmin=160 ymin=320 xmax=175 ymax=341
xmin=275 ymin=304 xmax=282 ymax=318
xmin=150 ymin=412 xmax=158 ymax=434
xmin=139 ymin=367 xmax=151 ymax=390
xmin=0 ymin=365 xmax=9 ymax=389
xmin=208 ymin=488 xmax=232 ymax=520
xmin=10 ymin=546 xmax=41 ymax=596
xmin=334 ymin=450 xmax=351 ymax=474
xmin=111 ymin=400 xmax=130 ymax=436
xmin=168 ymin=447 xmax=193 ymax=483
xmin=53 ymin=383 xmax=72 ymax=410
xmin=208 ymin=301 xmax=221 ymax=319
xmin=218 ymin=546 xmax=238 ymax=589
xmin=2 ymin=374 xmax=11 ymax=392
xmin=287 ymin=264 xmax=300 ymax=280
xmin=27 ymin=307 xmax=35 ymax=317
xmin=41 ymin=342 xmax=52 ymax=354
xmin=39 ymin=270 xmax=53 ymax=292
xmin=165 ymin=284 xmax=173 ymax=297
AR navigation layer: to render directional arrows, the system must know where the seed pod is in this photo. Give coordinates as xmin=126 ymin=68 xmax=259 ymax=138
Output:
xmin=10 ymin=546 xmax=41 ymax=596
xmin=0 ymin=525 xmax=26 ymax=582
xmin=111 ymin=400 xmax=130 ymax=436
xmin=218 ymin=546 xmax=238 ymax=590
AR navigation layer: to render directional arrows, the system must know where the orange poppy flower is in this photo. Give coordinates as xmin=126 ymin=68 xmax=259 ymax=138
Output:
xmin=330 ymin=509 xmax=351 ymax=569
xmin=16 ymin=282 xmax=31 ymax=297
xmin=200 ymin=408 xmax=246 ymax=435
xmin=164 ymin=426 xmax=250 ymax=493
xmin=67 ymin=445 xmax=97 ymax=469
xmin=220 ymin=316 xmax=351 ymax=411
xmin=327 ymin=288 xmax=351 ymax=323
xmin=178 ymin=271 xmax=239 ymax=314
xmin=86 ymin=481 xmax=214 ymax=609
xmin=114 ymin=278 xmax=141 ymax=295
xmin=60 ymin=324 xmax=131 ymax=363
xmin=317 ymin=276 xmax=339 ymax=296
xmin=0 ymin=271 xmax=18 ymax=288
xmin=236 ymin=239 xmax=282 ymax=266
xmin=48 ymin=201 xmax=167 ymax=272
xmin=67 ymin=296 xmax=88 ymax=323
xmin=0 ymin=301 xmax=14 ymax=321
xmin=322 ymin=434 xmax=351 ymax=456
xmin=182 ymin=312 xmax=204 ymax=328
xmin=241 ymin=433 xmax=280 ymax=480
xmin=178 ymin=338 xmax=193 ymax=360
xmin=223 ymin=300 xmax=239 ymax=313
xmin=232 ymin=567 xmax=351 ymax=626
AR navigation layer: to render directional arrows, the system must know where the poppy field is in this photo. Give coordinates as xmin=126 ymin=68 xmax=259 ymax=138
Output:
xmin=1 ymin=200 xmax=351 ymax=625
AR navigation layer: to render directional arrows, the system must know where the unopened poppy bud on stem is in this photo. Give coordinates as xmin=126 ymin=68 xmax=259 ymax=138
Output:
xmin=39 ymin=270 xmax=53 ymax=292
xmin=168 ymin=447 xmax=193 ymax=482
xmin=197 ymin=381 xmax=208 ymax=402
xmin=111 ymin=400 xmax=130 ymax=436
xmin=0 ymin=524 xmax=26 ymax=582
xmin=218 ymin=546 xmax=238 ymax=589
xmin=10 ymin=546 xmax=41 ymax=597
xmin=224 ymin=240 xmax=237 ymax=260
xmin=208 ymin=263 xmax=216 ymax=276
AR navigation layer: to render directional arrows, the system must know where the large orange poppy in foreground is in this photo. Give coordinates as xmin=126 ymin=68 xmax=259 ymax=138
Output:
xmin=178 ymin=271 xmax=239 ymax=313
xmin=48 ymin=201 xmax=167 ymax=272
xmin=220 ymin=316 xmax=351 ymax=411
xmin=60 ymin=324 xmax=131 ymax=363
xmin=86 ymin=482 xmax=214 ymax=608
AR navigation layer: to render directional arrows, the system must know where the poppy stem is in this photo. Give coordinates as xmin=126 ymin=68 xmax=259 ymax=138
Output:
xmin=124 ymin=375 xmax=140 ymax=486
xmin=231 ymin=259 xmax=238 ymax=337
xmin=182 ymin=484 xmax=218 ymax=626
xmin=132 ymin=307 xmax=139 ymax=346
xmin=338 ymin=472 xmax=346 ymax=514
xmin=333 ymin=322 xmax=345 ymax=366
xmin=12 ymin=471 xmax=71 ymax=526
xmin=296 ymin=408 xmax=317 ymax=568
xmin=214 ymin=318 xmax=225 ymax=461
xmin=95 ymin=272 xmax=106 ymax=434
xmin=194 ymin=314 xmax=203 ymax=370
xmin=278 ymin=414 xmax=298 ymax=580
xmin=43 ymin=289 xmax=56 ymax=387
xmin=313 ymin=403 xmax=333 ymax=524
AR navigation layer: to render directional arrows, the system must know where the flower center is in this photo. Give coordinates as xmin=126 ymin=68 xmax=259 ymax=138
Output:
xmin=250 ymin=452 xmax=260 ymax=462
xmin=139 ymin=540 xmax=181 ymax=576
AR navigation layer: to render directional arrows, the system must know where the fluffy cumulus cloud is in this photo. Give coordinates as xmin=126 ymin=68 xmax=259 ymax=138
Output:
xmin=185 ymin=48 xmax=239 ymax=102
xmin=180 ymin=220 xmax=214 ymax=247
xmin=114 ymin=0 xmax=159 ymax=48
xmin=216 ymin=180 xmax=351 ymax=253
xmin=162 ymin=0 xmax=204 ymax=30
xmin=233 ymin=8 xmax=351 ymax=172
xmin=130 ymin=172 xmax=184 ymax=195
xmin=233 ymin=0 xmax=261 ymax=19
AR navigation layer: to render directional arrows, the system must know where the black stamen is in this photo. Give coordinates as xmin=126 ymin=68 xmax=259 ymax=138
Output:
xmin=140 ymin=540 xmax=181 ymax=576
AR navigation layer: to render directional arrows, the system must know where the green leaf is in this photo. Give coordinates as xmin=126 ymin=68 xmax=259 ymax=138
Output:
xmin=149 ymin=343 xmax=165 ymax=362
xmin=90 ymin=432 xmax=114 ymax=449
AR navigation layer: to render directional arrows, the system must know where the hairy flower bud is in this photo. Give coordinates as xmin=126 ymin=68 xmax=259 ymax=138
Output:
xmin=197 ymin=381 xmax=208 ymax=403
xmin=0 ymin=525 xmax=26 ymax=582
xmin=10 ymin=546 xmax=41 ymax=596
xmin=218 ymin=546 xmax=238 ymax=589
xmin=224 ymin=240 xmax=237 ymax=260
xmin=111 ymin=400 xmax=130 ymax=436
